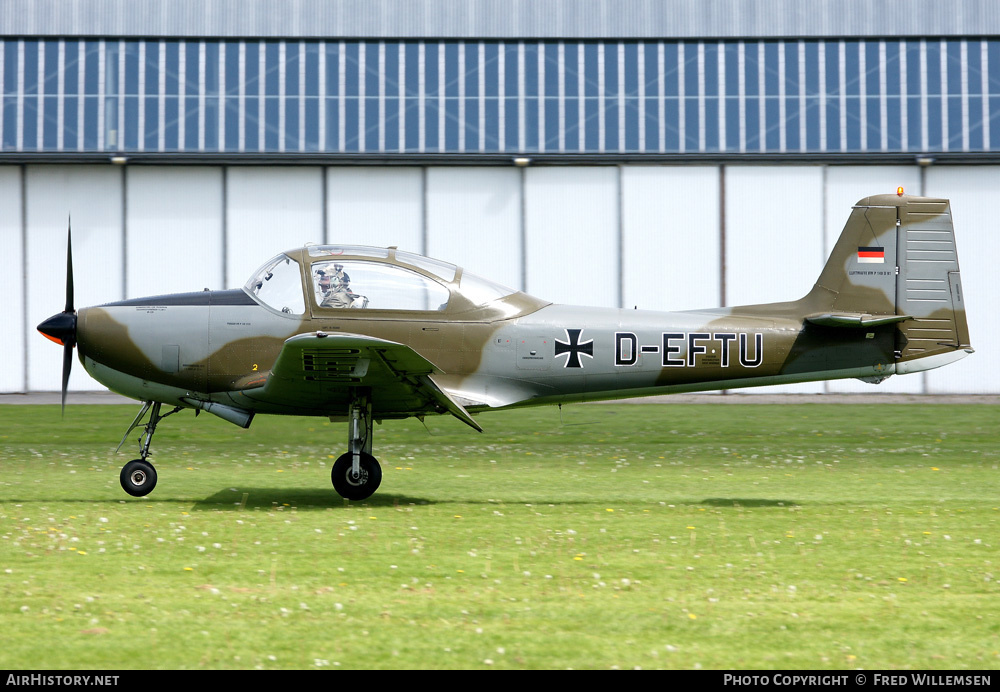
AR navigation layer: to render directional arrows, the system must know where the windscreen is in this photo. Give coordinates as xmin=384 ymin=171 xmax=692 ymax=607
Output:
xmin=245 ymin=254 xmax=306 ymax=315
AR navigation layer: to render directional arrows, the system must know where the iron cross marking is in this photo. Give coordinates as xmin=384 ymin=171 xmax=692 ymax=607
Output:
xmin=554 ymin=328 xmax=594 ymax=368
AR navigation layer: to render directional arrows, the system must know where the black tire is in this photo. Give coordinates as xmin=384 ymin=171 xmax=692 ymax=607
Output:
xmin=331 ymin=452 xmax=382 ymax=501
xmin=120 ymin=459 xmax=157 ymax=497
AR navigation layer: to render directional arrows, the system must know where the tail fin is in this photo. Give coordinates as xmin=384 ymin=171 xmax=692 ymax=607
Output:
xmin=806 ymin=194 xmax=972 ymax=369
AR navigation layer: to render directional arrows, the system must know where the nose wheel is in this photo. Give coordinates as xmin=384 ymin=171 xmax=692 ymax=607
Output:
xmin=120 ymin=459 xmax=158 ymax=497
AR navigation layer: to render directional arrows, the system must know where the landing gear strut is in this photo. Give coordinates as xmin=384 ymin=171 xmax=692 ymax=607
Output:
xmin=116 ymin=401 xmax=181 ymax=497
xmin=331 ymin=390 xmax=382 ymax=501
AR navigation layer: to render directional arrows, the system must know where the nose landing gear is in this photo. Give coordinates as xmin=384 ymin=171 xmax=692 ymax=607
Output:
xmin=116 ymin=401 xmax=182 ymax=497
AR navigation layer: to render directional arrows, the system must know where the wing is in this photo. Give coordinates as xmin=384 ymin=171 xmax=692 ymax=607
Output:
xmin=240 ymin=332 xmax=482 ymax=431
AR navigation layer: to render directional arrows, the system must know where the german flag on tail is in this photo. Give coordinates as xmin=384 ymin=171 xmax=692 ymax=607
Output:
xmin=857 ymin=246 xmax=885 ymax=264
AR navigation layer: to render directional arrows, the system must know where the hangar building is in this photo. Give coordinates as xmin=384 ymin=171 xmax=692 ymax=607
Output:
xmin=2 ymin=0 xmax=999 ymax=395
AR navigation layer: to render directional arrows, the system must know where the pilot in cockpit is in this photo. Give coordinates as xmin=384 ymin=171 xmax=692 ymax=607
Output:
xmin=319 ymin=263 xmax=358 ymax=308
xmin=317 ymin=269 xmax=332 ymax=294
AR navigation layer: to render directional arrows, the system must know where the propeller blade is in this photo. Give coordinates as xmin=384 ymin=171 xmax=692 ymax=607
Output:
xmin=65 ymin=220 xmax=74 ymax=314
xmin=34 ymin=218 xmax=80 ymax=416
xmin=63 ymin=220 xmax=75 ymax=415
xmin=61 ymin=342 xmax=73 ymax=417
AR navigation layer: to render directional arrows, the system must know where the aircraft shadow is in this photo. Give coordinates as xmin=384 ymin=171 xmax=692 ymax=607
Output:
xmin=12 ymin=494 xmax=799 ymax=510
xmin=189 ymin=490 xmax=655 ymax=510
xmin=700 ymin=498 xmax=800 ymax=508
xmin=191 ymin=488 xmax=437 ymax=510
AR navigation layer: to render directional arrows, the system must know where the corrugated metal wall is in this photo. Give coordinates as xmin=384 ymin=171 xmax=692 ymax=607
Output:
xmin=6 ymin=162 xmax=995 ymax=395
xmin=4 ymin=36 xmax=1000 ymax=158
xmin=4 ymin=1 xmax=1000 ymax=39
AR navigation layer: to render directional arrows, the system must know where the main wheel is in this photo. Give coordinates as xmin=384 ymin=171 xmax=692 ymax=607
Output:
xmin=331 ymin=452 xmax=382 ymax=501
xmin=120 ymin=459 xmax=157 ymax=497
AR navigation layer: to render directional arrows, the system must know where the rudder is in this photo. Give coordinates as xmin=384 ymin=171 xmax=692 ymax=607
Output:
xmin=896 ymin=197 xmax=972 ymax=360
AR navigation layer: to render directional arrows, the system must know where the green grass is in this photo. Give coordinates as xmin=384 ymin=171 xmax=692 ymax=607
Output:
xmin=1 ymin=402 xmax=998 ymax=670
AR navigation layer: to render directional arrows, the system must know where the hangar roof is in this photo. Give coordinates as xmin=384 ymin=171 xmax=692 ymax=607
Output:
xmin=4 ymin=0 xmax=1000 ymax=40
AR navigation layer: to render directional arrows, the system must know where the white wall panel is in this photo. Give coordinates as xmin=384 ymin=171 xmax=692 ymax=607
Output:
xmin=10 ymin=162 xmax=997 ymax=395
xmin=922 ymin=167 xmax=999 ymax=393
xmin=524 ymin=167 xmax=619 ymax=306
xmin=226 ymin=167 xmax=323 ymax=289
xmin=126 ymin=167 xmax=224 ymax=297
xmin=0 ymin=167 xmax=24 ymax=392
xmin=725 ymin=166 xmax=825 ymax=305
xmin=326 ymin=167 xmax=423 ymax=254
xmin=725 ymin=165 xmax=825 ymax=393
xmin=25 ymin=165 xmax=123 ymax=392
xmin=825 ymin=166 xmax=924 ymax=393
xmin=427 ymin=168 xmax=521 ymax=289
xmin=824 ymin=167 xmax=922 ymax=250
xmin=622 ymin=166 xmax=720 ymax=312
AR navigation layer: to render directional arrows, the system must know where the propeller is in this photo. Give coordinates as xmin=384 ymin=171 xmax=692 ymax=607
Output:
xmin=36 ymin=220 xmax=77 ymax=415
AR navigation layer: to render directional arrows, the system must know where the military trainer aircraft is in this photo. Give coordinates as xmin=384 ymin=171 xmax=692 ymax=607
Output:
xmin=38 ymin=191 xmax=973 ymax=501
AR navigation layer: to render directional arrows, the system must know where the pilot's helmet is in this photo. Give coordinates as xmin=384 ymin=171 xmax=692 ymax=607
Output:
xmin=334 ymin=263 xmax=344 ymax=271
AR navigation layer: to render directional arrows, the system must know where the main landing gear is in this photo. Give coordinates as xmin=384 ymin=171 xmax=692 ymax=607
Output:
xmin=331 ymin=390 xmax=382 ymax=501
xmin=116 ymin=401 xmax=181 ymax=497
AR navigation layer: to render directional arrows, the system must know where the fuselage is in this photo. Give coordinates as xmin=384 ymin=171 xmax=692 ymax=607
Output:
xmin=76 ymin=287 xmax=915 ymax=418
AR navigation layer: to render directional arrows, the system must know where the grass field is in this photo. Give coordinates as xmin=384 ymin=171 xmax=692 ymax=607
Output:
xmin=0 ymin=402 xmax=998 ymax=670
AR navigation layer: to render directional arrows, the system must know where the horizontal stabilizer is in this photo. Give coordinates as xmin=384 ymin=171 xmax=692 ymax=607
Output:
xmin=806 ymin=313 xmax=913 ymax=328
